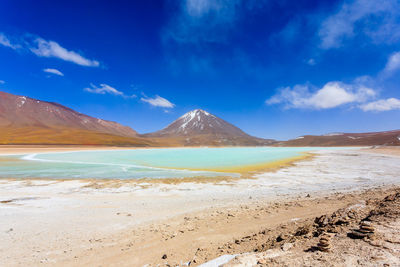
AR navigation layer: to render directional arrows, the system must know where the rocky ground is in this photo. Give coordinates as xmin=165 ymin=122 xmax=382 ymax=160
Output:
xmin=221 ymin=189 xmax=400 ymax=267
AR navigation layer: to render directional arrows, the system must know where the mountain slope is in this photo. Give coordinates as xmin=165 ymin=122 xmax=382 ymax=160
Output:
xmin=145 ymin=109 xmax=275 ymax=146
xmin=0 ymin=91 xmax=137 ymax=137
xmin=279 ymin=130 xmax=400 ymax=146
xmin=0 ymin=91 xmax=152 ymax=145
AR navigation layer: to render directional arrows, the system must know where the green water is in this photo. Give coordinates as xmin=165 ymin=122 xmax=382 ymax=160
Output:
xmin=0 ymin=147 xmax=350 ymax=179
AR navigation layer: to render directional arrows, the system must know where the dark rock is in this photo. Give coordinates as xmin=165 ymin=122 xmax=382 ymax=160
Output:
xmin=295 ymin=226 xmax=310 ymax=236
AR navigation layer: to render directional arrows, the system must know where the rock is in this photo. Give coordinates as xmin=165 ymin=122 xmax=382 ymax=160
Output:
xmin=334 ymin=218 xmax=349 ymax=225
xmin=317 ymin=233 xmax=333 ymax=252
xmin=315 ymin=215 xmax=328 ymax=227
xmin=295 ymin=226 xmax=310 ymax=236
xmin=349 ymin=221 xmax=375 ymax=238
xmin=348 ymin=230 xmax=370 ymax=239
xmin=360 ymin=221 xmax=372 ymax=226
xmin=319 ymin=245 xmax=331 ymax=252
xmin=276 ymin=233 xmax=290 ymax=242
xmin=257 ymin=258 xmax=268 ymax=264
xmin=359 ymin=226 xmax=374 ymax=233
xmin=281 ymin=242 xmax=294 ymax=251
xmin=162 ymin=254 xmax=167 ymax=259
xmin=318 ymin=239 xmax=329 ymax=245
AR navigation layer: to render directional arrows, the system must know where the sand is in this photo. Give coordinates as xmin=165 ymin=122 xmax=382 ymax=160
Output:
xmin=0 ymin=146 xmax=399 ymax=266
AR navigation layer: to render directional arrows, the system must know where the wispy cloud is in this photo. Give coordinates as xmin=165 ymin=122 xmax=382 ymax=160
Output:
xmin=30 ymin=38 xmax=99 ymax=67
xmin=162 ymin=0 xmax=270 ymax=74
xmin=141 ymin=95 xmax=175 ymax=108
xmin=84 ymin=83 xmax=135 ymax=98
xmin=43 ymin=68 xmax=64 ymax=76
xmin=382 ymin=51 xmax=400 ymax=76
xmin=360 ymin=98 xmax=400 ymax=112
xmin=266 ymin=81 xmax=376 ymax=109
xmin=319 ymin=0 xmax=400 ymax=49
xmin=0 ymin=32 xmax=100 ymax=67
xmin=0 ymin=33 xmax=19 ymax=49
xmin=164 ymin=0 xmax=242 ymax=45
xmin=307 ymin=58 xmax=316 ymax=66
xmin=0 ymin=80 xmax=5 ymax=84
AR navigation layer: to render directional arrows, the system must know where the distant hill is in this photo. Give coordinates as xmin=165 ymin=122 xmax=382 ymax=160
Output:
xmin=0 ymin=91 xmax=151 ymax=145
xmin=144 ymin=109 xmax=276 ymax=146
xmin=278 ymin=130 xmax=400 ymax=146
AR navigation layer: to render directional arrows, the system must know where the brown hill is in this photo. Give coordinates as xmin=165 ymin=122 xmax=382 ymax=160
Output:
xmin=279 ymin=130 xmax=400 ymax=146
xmin=0 ymin=91 xmax=152 ymax=145
xmin=0 ymin=91 xmax=137 ymax=137
xmin=144 ymin=109 xmax=275 ymax=146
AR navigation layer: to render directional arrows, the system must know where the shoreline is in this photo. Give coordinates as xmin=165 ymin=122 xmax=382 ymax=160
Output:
xmin=0 ymin=144 xmax=366 ymax=155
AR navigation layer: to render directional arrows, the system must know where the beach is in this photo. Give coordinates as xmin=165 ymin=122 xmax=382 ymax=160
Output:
xmin=0 ymin=146 xmax=399 ymax=266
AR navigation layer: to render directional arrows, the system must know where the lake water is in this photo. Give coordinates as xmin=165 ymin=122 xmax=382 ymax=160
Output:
xmin=0 ymin=147 xmax=352 ymax=179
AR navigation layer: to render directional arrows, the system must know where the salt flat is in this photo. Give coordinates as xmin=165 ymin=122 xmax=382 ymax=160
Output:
xmin=0 ymin=148 xmax=399 ymax=266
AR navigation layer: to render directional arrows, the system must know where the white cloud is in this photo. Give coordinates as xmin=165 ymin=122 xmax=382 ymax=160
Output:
xmin=267 ymin=50 xmax=400 ymax=112
xmin=319 ymin=0 xmax=400 ymax=49
xmin=84 ymin=83 xmax=135 ymax=99
xmin=141 ymin=95 xmax=175 ymax=108
xmin=43 ymin=68 xmax=64 ymax=76
xmin=382 ymin=51 xmax=400 ymax=75
xmin=0 ymin=80 xmax=5 ymax=84
xmin=0 ymin=32 xmax=100 ymax=67
xmin=85 ymin=83 xmax=123 ymax=96
xmin=360 ymin=98 xmax=400 ymax=112
xmin=266 ymin=81 xmax=376 ymax=109
xmin=31 ymin=38 xmax=99 ymax=67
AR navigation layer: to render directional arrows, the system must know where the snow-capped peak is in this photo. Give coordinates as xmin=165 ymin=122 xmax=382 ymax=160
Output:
xmin=147 ymin=107 xmax=258 ymax=141
xmin=176 ymin=109 xmax=215 ymax=130
xmin=180 ymin=109 xmax=212 ymax=119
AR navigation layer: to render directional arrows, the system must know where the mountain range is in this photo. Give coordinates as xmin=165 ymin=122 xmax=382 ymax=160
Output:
xmin=0 ymin=91 xmax=399 ymax=146
xmin=278 ymin=131 xmax=400 ymax=146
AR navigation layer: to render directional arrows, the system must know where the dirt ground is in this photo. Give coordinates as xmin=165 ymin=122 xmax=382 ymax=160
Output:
xmin=224 ymin=187 xmax=400 ymax=267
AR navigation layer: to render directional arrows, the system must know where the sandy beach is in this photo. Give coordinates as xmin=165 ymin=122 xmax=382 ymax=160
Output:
xmin=0 ymin=146 xmax=400 ymax=266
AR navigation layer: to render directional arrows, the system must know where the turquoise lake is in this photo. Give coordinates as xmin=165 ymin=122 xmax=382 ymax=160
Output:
xmin=0 ymin=147 xmax=351 ymax=179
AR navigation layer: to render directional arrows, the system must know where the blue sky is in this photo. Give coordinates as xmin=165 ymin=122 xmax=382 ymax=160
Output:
xmin=1 ymin=0 xmax=400 ymax=140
